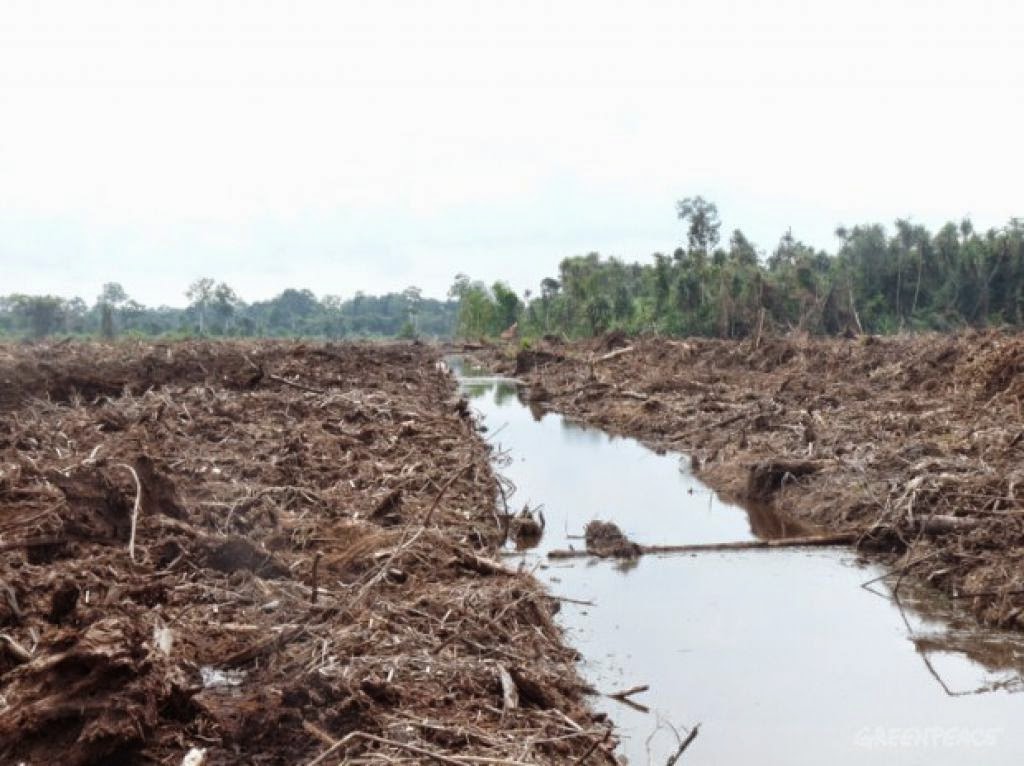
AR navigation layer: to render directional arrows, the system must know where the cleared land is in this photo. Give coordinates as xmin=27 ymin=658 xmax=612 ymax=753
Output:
xmin=0 ymin=342 xmax=613 ymax=765
xmin=483 ymin=331 xmax=1024 ymax=630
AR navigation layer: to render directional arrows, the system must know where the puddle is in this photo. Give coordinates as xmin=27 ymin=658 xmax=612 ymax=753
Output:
xmin=451 ymin=358 xmax=1024 ymax=764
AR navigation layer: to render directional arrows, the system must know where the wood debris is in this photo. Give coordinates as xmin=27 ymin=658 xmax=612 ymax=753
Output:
xmin=0 ymin=340 xmax=615 ymax=764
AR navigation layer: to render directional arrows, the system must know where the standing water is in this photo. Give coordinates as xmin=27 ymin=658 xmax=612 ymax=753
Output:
xmin=451 ymin=359 xmax=1024 ymax=765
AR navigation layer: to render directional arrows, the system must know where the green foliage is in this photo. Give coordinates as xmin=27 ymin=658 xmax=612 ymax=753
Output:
xmin=8 ymin=200 xmax=1024 ymax=343
xmin=510 ymin=201 xmax=1024 ymax=340
xmin=398 ymin=319 xmax=417 ymax=339
xmin=491 ymin=281 xmax=522 ymax=332
xmin=676 ymin=196 xmax=722 ymax=258
xmin=0 ymin=284 xmax=458 ymax=341
xmin=454 ymin=282 xmax=495 ymax=338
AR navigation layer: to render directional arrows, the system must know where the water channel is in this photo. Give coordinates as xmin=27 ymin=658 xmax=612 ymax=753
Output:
xmin=452 ymin=359 xmax=1024 ymax=765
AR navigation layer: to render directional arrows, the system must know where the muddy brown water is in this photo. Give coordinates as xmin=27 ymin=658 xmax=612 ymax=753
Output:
xmin=451 ymin=360 xmax=1024 ymax=765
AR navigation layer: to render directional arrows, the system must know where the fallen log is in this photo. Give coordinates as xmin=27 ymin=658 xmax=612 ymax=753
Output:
xmin=595 ymin=346 xmax=634 ymax=363
xmin=547 ymin=532 xmax=858 ymax=560
xmin=917 ymin=515 xmax=979 ymax=536
xmin=452 ymin=549 xmax=514 ymax=576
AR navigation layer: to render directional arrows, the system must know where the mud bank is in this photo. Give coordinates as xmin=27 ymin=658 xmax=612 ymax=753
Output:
xmin=0 ymin=341 xmax=613 ymax=765
xmin=477 ymin=331 xmax=1024 ymax=631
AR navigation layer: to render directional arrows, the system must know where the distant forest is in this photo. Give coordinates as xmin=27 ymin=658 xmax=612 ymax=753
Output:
xmin=0 ymin=283 xmax=457 ymax=340
xmin=455 ymin=198 xmax=1024 ymax=340
xmin=6 ymin=198 xmax=1024 ymax=342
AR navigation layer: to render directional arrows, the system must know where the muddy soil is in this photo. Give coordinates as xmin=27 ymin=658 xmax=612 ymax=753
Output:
xmin=476 ymin=331 xmax=1024 ymax=631
xmin=0 ymin=341 xmax=615 ymax=765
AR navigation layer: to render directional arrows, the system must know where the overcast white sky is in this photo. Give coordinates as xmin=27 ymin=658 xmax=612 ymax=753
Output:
xmin=2 ymin=0 xmax=1023 ymax=306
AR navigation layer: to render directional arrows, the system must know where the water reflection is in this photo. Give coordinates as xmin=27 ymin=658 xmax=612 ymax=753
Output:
xmin=870 ymin=576 xmax=1024 ymax=697
xmin=451 ymin=358 xmax=1024 ymax=765
xmin=456 ymin=369 xmax=800 ymax=547
xmin=745 ymin=499 xmax=812 ymax=538
xmin=493 ymin=381 xmax=520 ymax=407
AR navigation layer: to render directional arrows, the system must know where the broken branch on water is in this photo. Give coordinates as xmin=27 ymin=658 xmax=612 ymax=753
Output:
xmin=609 ymin=683 xmax=649 ymax=701
xmin=665 ymin=723 xmax=700 ymax=765
xmin=548 ymin=532 xmax=858 ymax=560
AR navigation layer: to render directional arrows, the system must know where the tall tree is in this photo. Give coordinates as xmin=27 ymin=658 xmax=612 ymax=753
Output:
xmin=491 ymin=281 xmax=522 ymax=333
xmin=676 ymin=196 xmax=722 ymax=259
xmin=97 ymin=282 xmax=129 ymax=339
xmin=402 ymin=285 xmax=423 ymax=336
xmin=211 ymin=283 xmax=241 ymax=334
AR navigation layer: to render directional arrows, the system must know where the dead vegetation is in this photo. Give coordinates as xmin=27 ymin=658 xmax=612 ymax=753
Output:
xmin=0 ymin=341 xmax=615 ymax=765
xmin=583 ymin=521 xmax=640 ymax=559
xmin=482 ymin=330 xmax=1024 ymax=631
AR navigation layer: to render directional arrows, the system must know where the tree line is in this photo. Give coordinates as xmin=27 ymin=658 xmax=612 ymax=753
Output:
xmin=453 ymin=198 xmax=1024 ymax=340
xmin=0 ymin=281 xmax=458 ymax=340
xmin=8 ymin=199 xmax=1024 ymax=342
